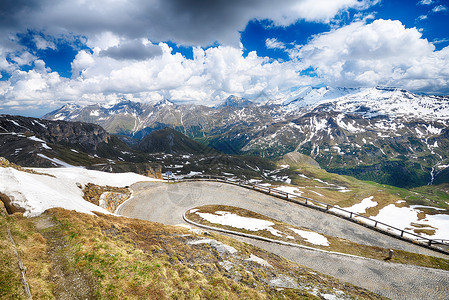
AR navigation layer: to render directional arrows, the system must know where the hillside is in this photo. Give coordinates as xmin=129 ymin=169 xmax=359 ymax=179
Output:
xmin=0 ymin=115 xmax=283 ymax=181
xmin=0 ymin=114 xmax=153 ymax=169
xmin=0 ymin=165 xmax=384 ymax=299
xmin=1 ymin=158 xmax=448 ymax=298
xmin=137 ymin=127 xmax=219 ymax=155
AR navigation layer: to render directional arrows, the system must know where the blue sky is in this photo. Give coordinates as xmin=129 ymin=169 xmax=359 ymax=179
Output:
xmin=0 ymin=0 xmax=448 ymax=117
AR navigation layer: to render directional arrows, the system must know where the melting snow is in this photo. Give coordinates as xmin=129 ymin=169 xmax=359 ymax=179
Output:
xmin=188 ymin=239 xmax=238 ymax=254
xmin=245 ymin=254 xmax=272 ymax=268
xmin=196 ymin=211 xmax=283 ymax=237
xmin=53 ymin=113 xmax=66 ymax=120
xmin=9 ymin=120 xmax=22 ymax=127
xmin=345 ymin=196 xmax=377 ymax=214
xmin=28 ymin=136 xmax=45 ymax=143
xmin=90 ymin=110 xmax=100 ymax=116
xmin=37 ymin=154 xmax=80 ymax=168
xmin=309 ymin=190 xmax=324 ymax=197
xmin=410 ymin=205 xmax=446 ymax=211
xmin=289 ymin=228 xmax=329 ymax=246
xmin=426 ymin=124 xmax=442 ymax=135
xmin=373 ymin=204 xmax=449 ymax=240
xmin=28 ymin=136 xmax=52 ymax=149
xmin=274 ymin=186 xmax=303 ymax=196
xmin=0 ymin=167 xmax=156 ymax=217
xmin=34 ymin=121 xmax=47 ymax=128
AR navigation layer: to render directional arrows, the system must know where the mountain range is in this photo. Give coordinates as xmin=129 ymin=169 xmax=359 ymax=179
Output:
xmin=0 ymin=114 xmax=280 ymax=180
xmin=43 ymin=87 xmax=449 ymax=188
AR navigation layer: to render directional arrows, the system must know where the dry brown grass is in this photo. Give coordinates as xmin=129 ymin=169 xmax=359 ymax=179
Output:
xmin=0 ymin=157 xmax=55 ymax=177
xmin=82 ymin=183 xmax=131 ymax=212
xmin=186 ymin=205 xmax=449 ymax=271
xmin=0 ymin=202 xmax=26 ymax=299
xmin=0 ymin=205 xmax=386 ymax=299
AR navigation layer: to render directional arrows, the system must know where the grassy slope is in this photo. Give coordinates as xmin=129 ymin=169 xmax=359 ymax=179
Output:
xmin=277 ymin=155 xmax=449 ymax=213
xmin=0 ymin=205 xmax=383 ymax=300
xmin=0 ymin=205 xmax=26 ymax=299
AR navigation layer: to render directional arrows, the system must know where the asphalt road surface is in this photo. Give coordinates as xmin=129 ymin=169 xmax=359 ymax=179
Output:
xmin=118 ymin=180 xmax=449 ymax=300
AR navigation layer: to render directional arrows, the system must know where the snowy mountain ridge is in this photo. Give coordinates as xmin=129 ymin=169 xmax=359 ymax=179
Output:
xmin=276 ymin=86 xmax=449 ymax=121
xmin=42 ymin=87 xmax=449 ymax=188
xmin=47 ymin=86 xmax=449 ymax=123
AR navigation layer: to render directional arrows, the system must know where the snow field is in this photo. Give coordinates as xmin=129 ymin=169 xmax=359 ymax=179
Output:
xmin=0 ymin=167 xmax=157 ymax=217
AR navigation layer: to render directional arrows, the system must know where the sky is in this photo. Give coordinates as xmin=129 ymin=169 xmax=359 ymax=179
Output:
xmin=0 ymin=0 xmax=448 ymax=117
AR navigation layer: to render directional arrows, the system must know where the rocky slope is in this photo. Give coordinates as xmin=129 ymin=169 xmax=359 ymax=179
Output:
xmin=0 ymin=115 xmax=282 ymax=181
xmin=0 ymin=114 xmax=152 ymax=169
xmin=43 ymin=87 xmax=449 ymax=187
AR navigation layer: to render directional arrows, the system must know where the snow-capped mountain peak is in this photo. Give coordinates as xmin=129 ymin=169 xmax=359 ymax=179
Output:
xmin=279 ymin=86 xmax=449 ymax=121
xmin=215 ymin=95 xmax=253 ymax=108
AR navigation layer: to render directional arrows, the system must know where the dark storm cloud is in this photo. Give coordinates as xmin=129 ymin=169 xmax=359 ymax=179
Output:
xmin=0 ymin=0 xmax=45 ymax=27
xmin=0 ymin=0 xmax=369 ymax=47
xmin=143 ymin=0 xmax=261 ymax=45
xmin=100 ymin=40 xmax=163 ymax=60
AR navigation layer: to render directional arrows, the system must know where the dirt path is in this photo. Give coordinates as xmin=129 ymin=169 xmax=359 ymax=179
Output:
xmin=119 ymin=181 xmax=449 ymax=300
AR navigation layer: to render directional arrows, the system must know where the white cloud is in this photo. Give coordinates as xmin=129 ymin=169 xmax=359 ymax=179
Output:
xmin=432 ymin=5 xmax=448 ymax=13
xmin=2 ymin=18 xmax=449 ymax=114
xmin=292 ymin=19 xmax=449 ymax=93
xmin=10 ymin=51 xmax=36 ymax=66
xmin=417 ymin=14 xmax=428 ymax=21
xmin=418 ymin=0 xmax=434 ymax=5
xmin=0 ymin=0 xmax=380 ymax=113
xmin=266 ymin=38 xmax=286 ymax=50
xmin=33 ymin=35 xmax=56 ymax=50
xmin=1 ymin=1 xmax=448 ymax=114
xmin=0 ymin=43 xmax=317 ymax=111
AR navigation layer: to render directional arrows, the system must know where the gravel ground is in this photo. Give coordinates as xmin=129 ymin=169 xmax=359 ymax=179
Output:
xmin=119 ymin=181 xmax=449 ymax=300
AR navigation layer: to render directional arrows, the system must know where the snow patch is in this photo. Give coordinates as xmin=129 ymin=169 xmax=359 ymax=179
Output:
xmin=245 ymin=254 xmax=272 ymax=268
xmin=37 ymin=154 xmax=80 ymax=168
xmin=288 ymin=228 xmax=329 ymax=246
xmin=274 ymin=186 xmax=303 ymax=196
xmin=345 ymin=196 xmax=377 ymax=214
xmin=188 ymin=239 xmax=237 ymax=254
xmin=196 ymin=211 xmax=283 ymax=237
xmin=373 ymin=204 xmax=449 ymax=240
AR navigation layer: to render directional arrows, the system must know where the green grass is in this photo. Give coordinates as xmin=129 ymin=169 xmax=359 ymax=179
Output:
xmin=275 ymin=158 xmax=449 ymax=214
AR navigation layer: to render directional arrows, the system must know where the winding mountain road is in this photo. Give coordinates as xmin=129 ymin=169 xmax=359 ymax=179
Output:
xmin=118 ymin=181 xmax=449 ymax=300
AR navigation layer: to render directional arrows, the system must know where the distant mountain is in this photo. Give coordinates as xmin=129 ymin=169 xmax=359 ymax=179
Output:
xmin=1 ymin=114 xmax=281 ymax=180
xmin=0 ymin=114 xmax=157 ymax=170
xmin=137 ymin=127 xmax=219 ymax=155
xmin=42 ymin=87 xmax=449 ymax=187
xmin=215 ymin=95 xmax=254 ymax=108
